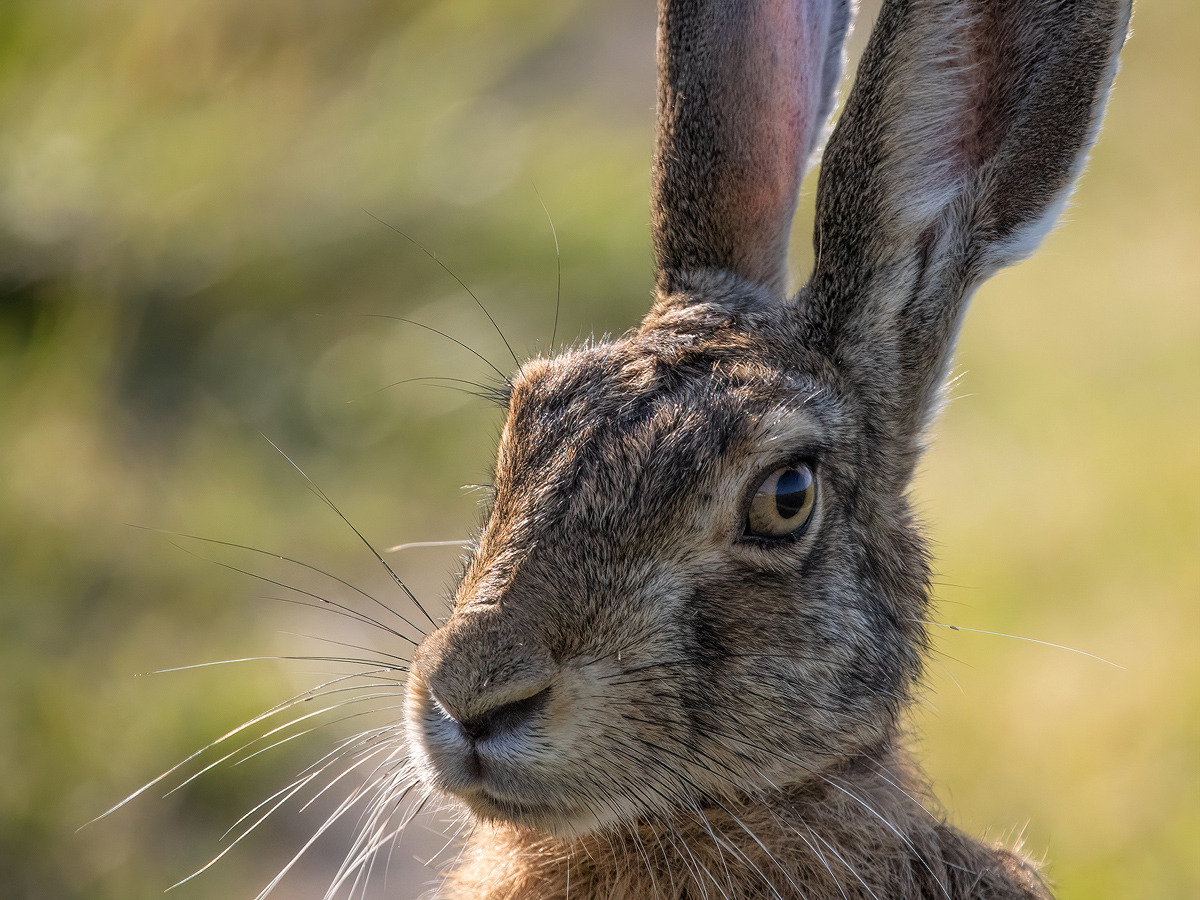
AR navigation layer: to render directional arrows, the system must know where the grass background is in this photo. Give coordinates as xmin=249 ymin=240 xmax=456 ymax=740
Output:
xmin=0 ymin=1 xmax=1195 ymax=898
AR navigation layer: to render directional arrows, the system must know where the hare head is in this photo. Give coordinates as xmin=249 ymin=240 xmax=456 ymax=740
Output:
xmin=404 ymin=0 xmax=1130 ymax=891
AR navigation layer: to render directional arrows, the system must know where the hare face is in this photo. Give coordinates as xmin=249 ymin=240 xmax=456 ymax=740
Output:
xmin=407 ymin=298 xmax=927 ymax=838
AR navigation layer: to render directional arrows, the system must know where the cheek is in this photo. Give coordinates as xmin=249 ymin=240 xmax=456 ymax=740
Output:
xmin=684 ymin=480 xmax=746 ymax=547
xmin=561 ymin=565 xmax=687 ymax=659
xmin=544 ymin=661 xmax=638 ymax=763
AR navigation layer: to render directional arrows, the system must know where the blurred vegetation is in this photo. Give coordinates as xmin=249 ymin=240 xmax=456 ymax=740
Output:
xmin=0 ymin=1 xmax=1195 ymax=898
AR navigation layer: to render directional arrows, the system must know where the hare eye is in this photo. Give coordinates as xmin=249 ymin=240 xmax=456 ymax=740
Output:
xmin=745 ymin=463 xmax=816 ymax=539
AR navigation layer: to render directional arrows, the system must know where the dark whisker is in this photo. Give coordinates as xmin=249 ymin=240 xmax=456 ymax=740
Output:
xmin=532 ymin=184 xmax=563 ymax=351
xmin=361 ymin=374 xmax=509 ymax=407
xmin=143 ymin=525 xmax=425 ymax=642
xmin=273 ymin=629 xmax=411 ymax=669
xmin=165 ymin=538 xmax=421 ymax=646
xmin=263 ymin=594 xmax=420 ymax=645
xmin=358 ymin=313 xmax=513 ymax=388
xmin=259 ymin=434 xmax=439 ymax=629
xmin=363 ymin=211 xmax=520 ymax=368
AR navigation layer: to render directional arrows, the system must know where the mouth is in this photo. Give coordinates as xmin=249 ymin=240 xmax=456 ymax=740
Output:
xmin=406 ymin=684 xmax=549 ymax=804
xmin=406 ymin=687 xmax=610 ymax=835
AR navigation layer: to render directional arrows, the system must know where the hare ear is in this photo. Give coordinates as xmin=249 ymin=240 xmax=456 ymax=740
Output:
xmin=804 ymin=0 xmax=1131 ymax=452
xmin=652 ymin=0 xmax=853 ymax=299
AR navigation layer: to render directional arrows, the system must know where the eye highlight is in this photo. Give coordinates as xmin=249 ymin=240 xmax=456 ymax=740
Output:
xmin=745 ymin=463 xmax=817 ymax=540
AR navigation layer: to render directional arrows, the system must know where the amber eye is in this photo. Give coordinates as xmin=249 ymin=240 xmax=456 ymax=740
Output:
xmin=745 ymin=463 xmax=817 ymax=539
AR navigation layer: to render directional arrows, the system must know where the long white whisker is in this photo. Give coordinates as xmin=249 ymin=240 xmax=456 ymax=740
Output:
xmin=384 ymin=539 xmax=470 ymax=553
xmin=919 ymin=618 xmax=1123 ymax=668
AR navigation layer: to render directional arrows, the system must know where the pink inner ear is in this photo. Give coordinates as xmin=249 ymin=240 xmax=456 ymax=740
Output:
xmin=653 ymin=0 xmax=847 ymax=294
xmin=758 ymin=0 xmax=824 ymax=161
xmin=795 ymin=1 xmax=839 ymax=168
xmin=726 ymin=0 xmax=836 ymax=286
xmin=864 ymin=3 xmax=1038 ymax=235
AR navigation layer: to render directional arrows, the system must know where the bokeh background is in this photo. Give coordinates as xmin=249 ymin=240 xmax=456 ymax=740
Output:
xmin=1 ymin=1 xmax=1196 ymax=898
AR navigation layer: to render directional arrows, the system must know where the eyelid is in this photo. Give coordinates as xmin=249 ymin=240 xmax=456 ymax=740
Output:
xmin=742 ymin=451 xmax=821 ymax=502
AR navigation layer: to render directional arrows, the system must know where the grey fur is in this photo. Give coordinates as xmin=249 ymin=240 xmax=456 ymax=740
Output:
xmin=404 ymin=1 xmax=1131 ymax=897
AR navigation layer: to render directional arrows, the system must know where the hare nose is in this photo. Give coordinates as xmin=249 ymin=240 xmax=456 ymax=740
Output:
xmin=412 ymin=609 xmax=557 ymax=744
xmin=452 ymin=685 xmax=552 ymax=743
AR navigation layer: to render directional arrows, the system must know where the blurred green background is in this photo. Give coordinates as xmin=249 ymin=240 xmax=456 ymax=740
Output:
xmin=0 ymin=1 xmax=1195 ymax=898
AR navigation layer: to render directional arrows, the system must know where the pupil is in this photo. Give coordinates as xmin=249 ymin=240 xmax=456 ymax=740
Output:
xmin=774 ymin=467 xmax=810 ymax=519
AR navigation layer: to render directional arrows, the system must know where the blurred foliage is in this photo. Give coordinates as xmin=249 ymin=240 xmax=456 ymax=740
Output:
xmin=0 ymin=1 xmax=1195 ymax=899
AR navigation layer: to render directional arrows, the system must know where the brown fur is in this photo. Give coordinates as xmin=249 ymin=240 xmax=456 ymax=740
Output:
xmin=442 ymin=751 xmax=1049 ymax=900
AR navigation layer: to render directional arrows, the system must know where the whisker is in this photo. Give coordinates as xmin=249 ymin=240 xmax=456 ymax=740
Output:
xmin=161 ymin=534 xmax=423 ymax=644
xmin=253 ymin=758 xmax=414 ymax=900
xmin=917 ymin=618 xmax=1123 ymax=668
xmin=384 ymin=539 xmax=469 ymax=554
xmin=165 ymin=691 xmax=401 ymax=800
xmin=358 ymin=313 xmax=512 ymax=387
xmin=363 ymin=211 xmax=521 ymax=369
xmin=272 ymin=629 xmax=411 ymax=669
xmin=260 ymin=434 xmax=440 ymax=629
xmin=355 ymin=374 xmax=508 ymax=408
xmin=532 ymin=184 xmax=563 ymax=351
xmin=133 ymin=525 xmax=420 ymax=636
xmin=327 ymin=782 xmax=424 ymax=900
xmin=90 ymin=665 xmax=399 ymax=830
xmin=169 ymin=767 xmax=326 ymax=891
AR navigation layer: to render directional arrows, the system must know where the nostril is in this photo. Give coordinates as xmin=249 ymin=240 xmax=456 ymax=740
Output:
xmin=457 ymin=686 xmax=551 ymax=743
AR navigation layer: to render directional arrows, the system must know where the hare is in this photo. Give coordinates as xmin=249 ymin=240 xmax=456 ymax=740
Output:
xmin=401 ymin=0 xmax=1132 ymax=898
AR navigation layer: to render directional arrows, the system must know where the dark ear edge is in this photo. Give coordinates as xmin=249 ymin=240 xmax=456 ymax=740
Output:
xmin=651 ymin=0 xmax=853 ymax=300
xmin=802 ymin=0 xmax=1131 ymax=458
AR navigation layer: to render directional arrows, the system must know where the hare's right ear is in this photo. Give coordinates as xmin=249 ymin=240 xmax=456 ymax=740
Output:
xmin=652 ymin=0 xmax=853 ymax=299
xmin=804 ymin=0 xmax=1131 ymax=466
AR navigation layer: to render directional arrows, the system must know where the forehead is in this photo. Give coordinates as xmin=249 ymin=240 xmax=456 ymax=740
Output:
xmin=498 ymin=325 xmax=825 ymax=484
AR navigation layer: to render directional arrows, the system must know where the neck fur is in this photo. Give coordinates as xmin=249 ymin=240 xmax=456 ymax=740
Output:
xmin=438 ymin=749 xmax=1049 ymax=900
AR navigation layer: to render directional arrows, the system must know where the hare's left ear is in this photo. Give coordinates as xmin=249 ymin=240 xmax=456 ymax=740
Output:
xmin=803 ymin=0 xmax=1132 ymax=453
xmin=652 ymin=0 xmax=853 ymax=298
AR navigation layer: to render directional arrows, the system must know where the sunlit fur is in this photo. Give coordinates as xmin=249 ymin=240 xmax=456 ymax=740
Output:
xmin=409 ymin=288 xmax=925 ymax=823
xmin=101 ymin=1 xmax=1126 ymax=898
